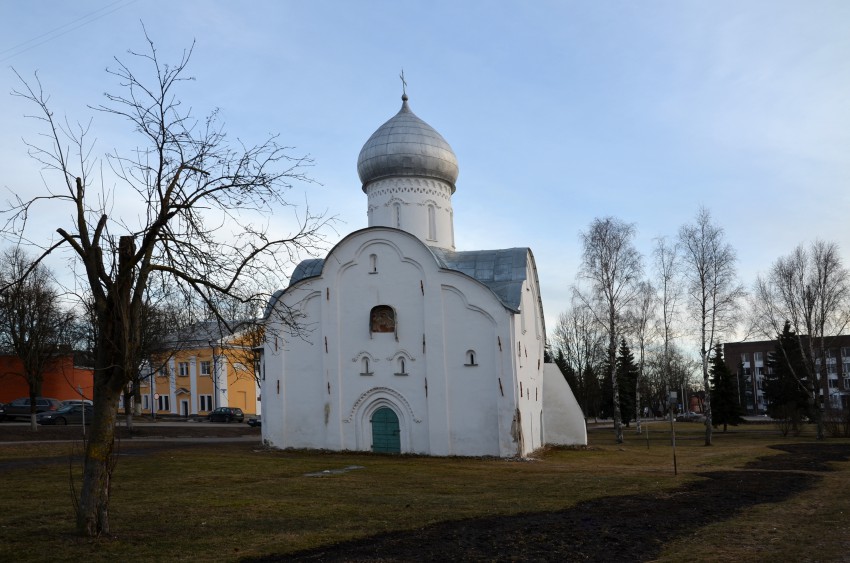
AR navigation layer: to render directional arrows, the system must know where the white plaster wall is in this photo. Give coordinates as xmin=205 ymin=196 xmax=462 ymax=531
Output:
xmin=282 ymin=291 xmax=325 ymax=448
xmin=366 ymin=177 xmax=455 ymax=250
xmin=441 ymin=284 xmax=503 ymax=456
xmin=508 ymin=255 xmax=547 ymax=456
xmin=542 ymin=363 xmax=588 ymax=446
xmin=263 ymin=228 xmax=532 ymax=457
xmin=335 ymin=233 xmax=440 ymax=454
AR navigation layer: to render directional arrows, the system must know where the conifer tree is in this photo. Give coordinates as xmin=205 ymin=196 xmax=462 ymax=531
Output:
xmin=764 ymin=322 xmax=812 ymax=435
xmin=708 ymin=344 xmax=743 ymax=432
xmin=615 ymin=339 xmax=639 ymax=426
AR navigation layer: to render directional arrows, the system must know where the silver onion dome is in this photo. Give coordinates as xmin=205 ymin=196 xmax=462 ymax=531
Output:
xmin=357 ymin=94 xmax=459 ymax=192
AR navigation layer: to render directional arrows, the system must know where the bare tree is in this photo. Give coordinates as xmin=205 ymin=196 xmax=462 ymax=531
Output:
xmin=575 ymin=217 xmax=643 ymax=443
xmin=628 ymin=280 xmax=656 ymax=433
xmin=2 ymin=35 xmax=326 ymax=536
xmin=653 ymin=236 xmax=682 ymax=417
xmin=0 ymin=248 xmax=76 ymax=430
xmin=678 ymin=207 xmax=744 ymax=445
xmin=752 ymin=240 xmax=850 ymax=439
xmin=551 ymin=298 xmax=605 ymax=419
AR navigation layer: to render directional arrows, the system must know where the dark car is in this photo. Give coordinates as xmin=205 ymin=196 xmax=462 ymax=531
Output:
xmin=208 ymin=407 xmax=244 ymax=423
xmin=0 ymin=402 xmax=6 ymax=422
xmin=246 ymin=416 xmax=261 ymax=428
xmin=675 ymin=411 xmax=705 ymax=423
xmin=4 ymin=397 xmax=63 ymax=420
xmin=37 ymin=404 xmax=94 ymax=425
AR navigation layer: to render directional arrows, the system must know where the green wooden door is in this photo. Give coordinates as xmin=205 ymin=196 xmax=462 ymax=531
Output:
xmin=371 ymin=407 xmax=400 ymax=453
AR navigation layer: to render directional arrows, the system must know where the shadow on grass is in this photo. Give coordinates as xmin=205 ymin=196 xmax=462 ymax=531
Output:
xmin=244 ymin=443 xmax=850 ymax=563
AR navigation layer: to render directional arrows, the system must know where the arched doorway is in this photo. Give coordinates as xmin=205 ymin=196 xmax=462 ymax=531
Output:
xmin=371 ymin=407 xmax=400 ymax=453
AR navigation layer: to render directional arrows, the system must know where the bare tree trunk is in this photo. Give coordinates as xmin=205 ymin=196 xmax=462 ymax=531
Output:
xmin=610 ymin=309 xmax=623 ymax=443
xmin=133 ymin=383 xmax=142 ymax=417
xmin=122 ymin=388 xmax=134 ymax=431
xmin=703 ymin=350 xmax=712 ymax=445
xmin=77 ymin=381 xmax=120 ymax=535
xmin=702 ymin=319 xmax=713 ymax=446
xmin=77 ymin=236 xmax=135 ymax=536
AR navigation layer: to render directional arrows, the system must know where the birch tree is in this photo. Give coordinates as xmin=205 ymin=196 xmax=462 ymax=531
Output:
xmin=751 ymin=240 xmax=850 ymax=439
xmin=575 ymin=217 xmax=643 ymax=443
xmin=628 ymin=280 xmax=656 ymax=433
xmin=678 ymin=207 xmax=744 ymax=446
xmin=2 ymin=35 xmax=326 ymax=536
xmin=653 ymin=236 xmax=682 ymax=418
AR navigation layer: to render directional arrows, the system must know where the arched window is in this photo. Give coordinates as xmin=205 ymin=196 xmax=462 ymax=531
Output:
xmin=361 ymin=357 xmax=371 ymax=375
xmin=393 ymin=203 xmax=401 ymax=228
xmin=369 ymin=253 xmax=378 ymax=273
xmin=465 ymin=350 xmax=478 ymax=366
xmin=427 ymin=204 xmax=436 ymax=240
xmin=396 ymin=357 xmax=407 ymax=375
xmin=370 ymin=305 xmax=395 ymax=333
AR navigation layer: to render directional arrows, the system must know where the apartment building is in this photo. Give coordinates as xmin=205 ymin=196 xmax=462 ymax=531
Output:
xmin=724 ymin=336 xmax=850 ymax=414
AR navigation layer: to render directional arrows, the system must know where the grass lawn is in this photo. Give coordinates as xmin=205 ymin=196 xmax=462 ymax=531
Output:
xmin=0 ymin=422 xmax=847 ymax=562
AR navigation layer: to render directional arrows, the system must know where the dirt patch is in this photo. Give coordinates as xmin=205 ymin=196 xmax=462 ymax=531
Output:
xmin=243 ymin=443 xmax=850 ymax=563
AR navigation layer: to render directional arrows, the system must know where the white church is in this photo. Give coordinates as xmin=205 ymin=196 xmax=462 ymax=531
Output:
xmin=260 ymin=92 xmax=586 ymax=457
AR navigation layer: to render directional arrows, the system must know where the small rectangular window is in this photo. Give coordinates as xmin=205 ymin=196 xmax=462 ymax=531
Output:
xmin=200 ymin=361 xmax=211 ymax=376
xmin=178 ymin=362 xmax=189 ymax=376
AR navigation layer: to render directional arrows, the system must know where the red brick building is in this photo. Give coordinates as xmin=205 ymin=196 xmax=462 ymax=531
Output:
xmin=0 ymin=354 xmax=94 ymax=403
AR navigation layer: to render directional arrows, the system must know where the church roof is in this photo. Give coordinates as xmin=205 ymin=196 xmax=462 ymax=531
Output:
xmin=289 ymin=259 xmax=325 ymax=285
xmin=428 ymin=247 xmax=528 ymax=312
xmin=357 ymin=94 xmax=459 ymax=192
xmin=284 ymin=244 xmax=529 ymax=313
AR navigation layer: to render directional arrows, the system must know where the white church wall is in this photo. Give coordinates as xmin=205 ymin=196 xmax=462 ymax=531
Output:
xmin=366 ymin=177 xmax=455 ymax=250
xmin=440 ymin=284 xmax=502 ymax=456
xmin=542 ymin=363 xmax=588 ymax=446
xmin=508 ymin=257 xmax=547 ymax=456
xmin=261 ymin=226 xmax=579 ymax=458
xmin=261 ymin=316 xmax=284 ymax=446
xmin=273 ymin=288 xmax=325 ymax=449
xmin=335 ymin=234 xmax=431 ymax=452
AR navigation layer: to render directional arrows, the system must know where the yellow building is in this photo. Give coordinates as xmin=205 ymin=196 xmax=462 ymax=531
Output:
xmin=136 ymin=321 xmax=262 ymax=417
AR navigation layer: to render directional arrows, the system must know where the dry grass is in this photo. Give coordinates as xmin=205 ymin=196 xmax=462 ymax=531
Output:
xmin=0 ymin=422 xmax=846 ymax=562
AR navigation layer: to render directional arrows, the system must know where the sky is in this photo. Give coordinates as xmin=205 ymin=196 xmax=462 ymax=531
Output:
xmin=1 ymin=0 xmax=848 ymax=341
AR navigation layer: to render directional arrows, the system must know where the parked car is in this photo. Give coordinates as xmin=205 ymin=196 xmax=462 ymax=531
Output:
xmin=247 ymin=416 xmax=261 ymax=428
xmin=675 ymin=411 xmax=705 ymax=423
xmin=0 ymin=402 xmax=6 ymax=422
xmin=208 ymin=407 xmax=244 ymax=423
xmin=37 ymin=404 xmax=94 ymax=425
xmin=61 ymin=399 xmax=93 ymax=408
xmin=4 ymin=397 xmax=63 ymax=420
